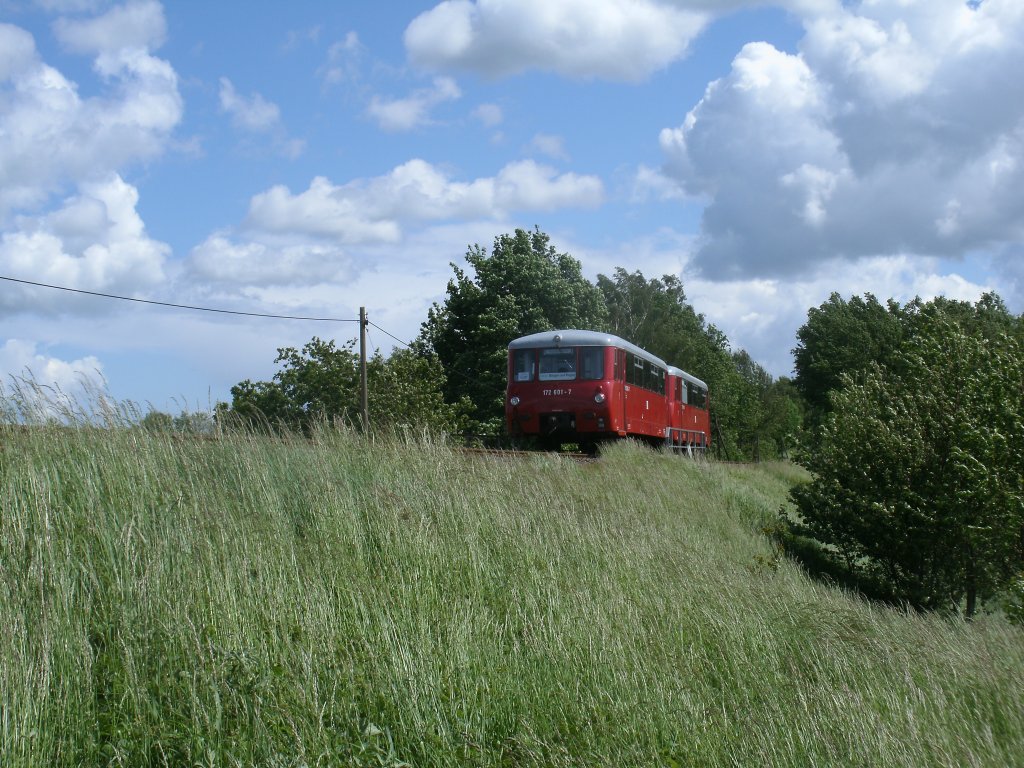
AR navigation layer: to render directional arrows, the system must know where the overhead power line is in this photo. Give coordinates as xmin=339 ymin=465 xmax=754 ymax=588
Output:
xmin=369 ymin=321 xmax=413 ymax=349
xmin=0 ymin=274 xmax=359 ymax=323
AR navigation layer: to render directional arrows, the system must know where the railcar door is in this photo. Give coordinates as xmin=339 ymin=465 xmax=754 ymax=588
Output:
xmin=616 ymin=348 xmax=628 ymax=434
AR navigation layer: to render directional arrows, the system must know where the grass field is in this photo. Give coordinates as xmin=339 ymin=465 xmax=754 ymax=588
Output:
xmin=1 ymin=422 xmax=1021 ymax=766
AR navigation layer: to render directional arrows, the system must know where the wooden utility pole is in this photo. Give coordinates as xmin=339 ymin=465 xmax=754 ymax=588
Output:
xmin=359 ymin=306 xmax=369 ymax=432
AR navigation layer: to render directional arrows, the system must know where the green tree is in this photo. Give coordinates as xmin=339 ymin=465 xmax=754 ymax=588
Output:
xmin=140 ymin=410 xmax=173 ymax=432
xmin=366 ymin=346 xmax=470 ymax=433
xmin=793 ymin=293 xmax=904 ymax=426
xmin=420 ymin=227 xmax=607 ymax=433
xmin=789 ymin=298 xmax=1024 ymax=618
xmin=230 ymin=337 xmax=359 ymax=429
xmin=762 ymin=376 xmax=804 ymax=458
xmin=227 ymin=337 xmax=465 ymax=434
xmin=596 ymin=269 xmax=721 ymax=370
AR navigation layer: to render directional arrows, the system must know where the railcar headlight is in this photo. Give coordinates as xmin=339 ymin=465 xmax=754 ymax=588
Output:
xmin=510 ymin=396 xmax=520 ymax=406
xmin=594 ymin=392 xmax=606 ymax=404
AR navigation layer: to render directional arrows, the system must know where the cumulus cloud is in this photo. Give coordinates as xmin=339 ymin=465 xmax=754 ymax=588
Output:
xmin=0 ymin=14 xmax=182 ymax=219
xmin=218 ymin=77 xmax=281 ymax=132
xmin=186 ymin=236 xmax=355 ymax=288
xmin=186 ymin=159 xmax=603 ymax=288
xmin=366 ymin=76 xmax=461 ymax=132
xmin=528 ymin=133 xmax=569 ymax=162
xmin=659 ymin=0 xmax=1024 ymax=280
xmin=473 ymin=102 xmax=503 ymax=127
xmin=318 ymin=31 xmax=363 ymax=86
xmin=0 ymin=338 xmax=104 ymax=397
xmin=53 ymin=0 xmax=167 ymax=54
xmin=247 ymin=159 xmax=602 ymax=236
xmin=688 ymin=253 xmax=995 ymax=377
xmin=0 ymin=175 xmax=169 ymax=314
xmin=404 ymin=0 xmax=710 ymax=81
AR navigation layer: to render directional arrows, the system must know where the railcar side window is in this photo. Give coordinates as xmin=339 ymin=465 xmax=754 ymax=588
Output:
xmin=686 ymin=382 xmax=708 ymax=409
xmin=513 ymin=349 xmax=535 ymax=382
xmin=643 ymin=361 xmax=665 ymax=395
xmin=539 ymin=348 xmax=577 ymax=381
xmin=630 ymin=355 xmax=644 ymax=386
xmin=696 ymin=386 xmax=708 ymax=409
xmin=581 ymin=347 xmax=604 ymax=380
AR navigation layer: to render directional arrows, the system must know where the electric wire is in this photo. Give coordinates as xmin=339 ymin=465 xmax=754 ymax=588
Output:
xmin=369 ymin=321 xmax=413 ymax=349
xmin=0 ymin=274 xmax=359 ymax=323
xmin=0 ymin=272 xmax=478 ymax=386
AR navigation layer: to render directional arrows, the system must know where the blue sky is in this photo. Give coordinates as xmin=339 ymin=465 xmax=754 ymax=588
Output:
xmin=1 ymin=0 xmax=1021 ymax=413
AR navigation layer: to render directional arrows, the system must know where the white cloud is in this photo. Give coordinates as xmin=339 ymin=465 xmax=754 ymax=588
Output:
xmin=657 ymin=0 xmax=1024 ymax=280
xmin=218 ymin=77 xmax=281 ymax=132
xmin=186 ymin=235 xmax=354 ymax=288
xmin=0 ymin=175 xmax=169 ymax=314
xmin=318 ymin=31 xmax=363 ymax=86
xmin=53 ymin=0 xmax=167 ymax=54
xmin=528 ymin=133 xmax=569 ymax=162
xmin=0 ymin=18 xmax=182 ymax=219
xmin=366 ymin=76 xmax=461 ymax=132
xmin=473 ymin=102 xmax=503 ymax=127
xmin=34 ymin=0 xmax=105 ymax=14
xmin=688 ymin=253 xmax=995 ymax=377
xmin=0 ymin=338 xmax=104 ymax=398
xmin=185 ymin=159 xmax=603 ymax=289
xmin=246 ymin=159 xmax=602 ymax=238
xmin=404 ymin=0 xmax=710 ymax=81
xmin=493 ymin=160 xmax=602 ymax=210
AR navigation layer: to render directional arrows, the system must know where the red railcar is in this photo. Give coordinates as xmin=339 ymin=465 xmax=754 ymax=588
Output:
xmin=505 ymin=329 xmax=710 ymax=452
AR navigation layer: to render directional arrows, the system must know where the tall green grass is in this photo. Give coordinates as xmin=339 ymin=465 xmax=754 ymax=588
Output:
xmin=1 ymin=421 xmax=1021 ymax=766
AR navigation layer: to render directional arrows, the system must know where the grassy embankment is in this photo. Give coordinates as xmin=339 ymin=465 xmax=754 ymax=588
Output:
xmin=1 ymin=422 xmax=1021 ymax=766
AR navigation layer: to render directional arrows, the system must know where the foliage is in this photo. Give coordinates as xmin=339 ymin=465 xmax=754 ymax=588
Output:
xmin=731 ymin=351 xmax=804 ymax=460
xmin=366 ymin=345 xmax=471 ymax=433
xmin=140 ymin=409 xmax=217 ymax=434
xmin=227 ymin=336 xmax=465 ymax=434
xmin=419 ymin=227 xmax=607 ymax=433
xmin=793 ymin=292 xmax=903 ymax=426
xmin=596 ymin=269 xmax=721 ymax=369
xmin=789 ymin=297 xmax=1024 ymax=618
xmin=229 ymin=337 xmax=360 ymax=429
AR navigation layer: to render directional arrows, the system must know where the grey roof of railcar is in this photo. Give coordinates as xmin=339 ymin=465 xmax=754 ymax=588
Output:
xmin=508 ymin=329 xmax=667 ymax=369
xmin=667 ymin=366 xmax=708 ymax=391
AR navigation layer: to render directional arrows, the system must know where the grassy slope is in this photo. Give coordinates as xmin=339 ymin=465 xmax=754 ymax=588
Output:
xmin=1 ymin=426 xmax=1021 ymax=767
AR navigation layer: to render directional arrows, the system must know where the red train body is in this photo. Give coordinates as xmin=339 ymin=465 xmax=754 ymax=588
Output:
xmin=505 ymin=330 xmax=710 ymax=452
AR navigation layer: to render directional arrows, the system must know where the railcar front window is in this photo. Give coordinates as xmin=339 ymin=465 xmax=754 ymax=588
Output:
xmin=513 ymin=349 xmax=535 ymax=382
xmin=539 ymin=348 xmax=576 ymax=381
xmin=581 ymin=347 xmax=604 ymax=380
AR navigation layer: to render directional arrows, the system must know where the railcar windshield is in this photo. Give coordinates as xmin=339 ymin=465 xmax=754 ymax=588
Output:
xmin=539 ymin=348 xmax=576 ymax=381
xmin=513 ymin=349 xmax=535 ymax=382
xmin=512 ymin=345 xmax=606 ymax=383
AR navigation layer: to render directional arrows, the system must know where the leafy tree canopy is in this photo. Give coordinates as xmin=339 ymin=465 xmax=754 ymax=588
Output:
xmin=227 ymin=337 xmax=466 ymax=434
xmin=789 ymin=295 xmax=1024 ymax=618
xmin=793 ymin=293 xmax=903 ymax=424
